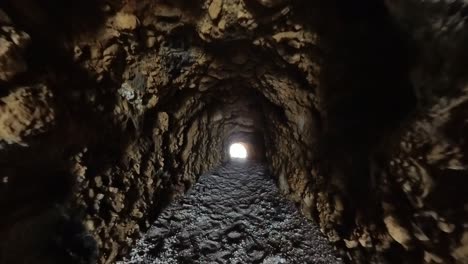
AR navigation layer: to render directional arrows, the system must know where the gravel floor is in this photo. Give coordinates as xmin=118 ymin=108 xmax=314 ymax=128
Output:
xmin=120 ymin=161 xmax=344 ymax=264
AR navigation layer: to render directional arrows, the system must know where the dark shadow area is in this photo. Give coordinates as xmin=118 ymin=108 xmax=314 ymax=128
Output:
xmin=318 ymin=0 xmax=416 ymax=213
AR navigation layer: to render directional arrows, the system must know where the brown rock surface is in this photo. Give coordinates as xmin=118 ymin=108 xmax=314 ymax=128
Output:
xmin=0 ymin=1 xmax=467 ymax=264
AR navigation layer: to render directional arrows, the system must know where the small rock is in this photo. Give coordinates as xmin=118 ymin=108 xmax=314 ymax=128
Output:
xmin=90 ymin=46 xmax=101 ymax=60
xmin=146 ymin=36 xmax=157 ymax=48
xmin=200 ymin=240 xmax=220 ymax=253
xmin=147 ymin=226 xmax=170 ymax=240
xmin=154 ymin=4 xmax=182 ymax=19
xmin=131 ymin=209 xmax=144 ymax=219
xmin=344 ymin=239 xmax=359 ymax=248
xmin=208 ymin=231 xmax=221 ymax=240
xmin=249 ymin=250 xmax=266 ymax=262
xmin=424 ymin=251 xmax=444 ymax=263
xmin=208 ymin=0 xmax=223 ymax=20
xmin=272 ymin=31 xmax=302 ymax=43
xmin=438 ymin=221 xmax=455 ymax=233
xmin=111 ymin=200 xmax=124 ymax=212
xmin=384 ymin=215 xmax=412 ymax=249
xmin=103 ymin=44 xmax=120 ymax=57
xmin=114 ymin=12 xmax=139 ymax=30
xmin=218 ymin=19 xmax=227 ymax=30
xmin=85 ymin=220 xmax=95 ymax=231
xmin=88 ymin=188 xmax=95 ymax=198
xmin=227 ymin=231 xmax=242 ymax=240
xmin=262 ymin=256 xmax=287 ymax=264
xmin=94 ymin=176 xmax=103 ymax=188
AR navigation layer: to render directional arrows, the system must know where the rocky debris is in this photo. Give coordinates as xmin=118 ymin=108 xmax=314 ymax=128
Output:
xmin=114 ymin=12 xmax=139 ymax=31
xmin=121 ymin=163 xmax=344 ymax=264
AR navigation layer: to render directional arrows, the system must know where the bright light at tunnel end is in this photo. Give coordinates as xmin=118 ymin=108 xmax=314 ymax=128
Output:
xmin=229 ymin=143 xmax=248 ymax=159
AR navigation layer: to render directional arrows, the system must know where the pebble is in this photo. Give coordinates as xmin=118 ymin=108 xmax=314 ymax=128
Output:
xmin=227 ymin=231 xmax=242 ymax=240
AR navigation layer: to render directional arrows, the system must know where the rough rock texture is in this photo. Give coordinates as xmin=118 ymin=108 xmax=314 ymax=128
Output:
xmin=121 ymin=162 xmax=343 ymax=264
xmin=265 ymin=1 xmax=468 ymax=264
xmin=0 ymin=84 xmax=55 ymax=145
xmin=0 ymin=0 xmax=467 ymax=264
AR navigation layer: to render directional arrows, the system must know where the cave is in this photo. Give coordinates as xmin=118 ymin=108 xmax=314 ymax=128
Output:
xmin=1 ymin=0 xmax=468 ymax=263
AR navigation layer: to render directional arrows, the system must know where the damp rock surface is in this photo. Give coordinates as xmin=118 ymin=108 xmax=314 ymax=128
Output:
xmin=121 ymin=162 xmax=343 ymax=264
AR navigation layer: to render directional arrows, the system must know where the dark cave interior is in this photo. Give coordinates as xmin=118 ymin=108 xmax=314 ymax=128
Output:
xmin=1 ymin=0 xmax=468 ymax=264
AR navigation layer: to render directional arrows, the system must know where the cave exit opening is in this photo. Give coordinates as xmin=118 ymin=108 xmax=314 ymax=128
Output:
xmin=229 ymin=143 xmax=248 ymax=159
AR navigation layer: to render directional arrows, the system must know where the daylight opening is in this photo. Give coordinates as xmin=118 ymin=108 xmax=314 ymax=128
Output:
xmin=229 ymin=143 xmax=248 ymax=159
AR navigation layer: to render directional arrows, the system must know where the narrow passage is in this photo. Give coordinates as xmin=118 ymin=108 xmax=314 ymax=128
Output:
xmin=121 ymin=162 xmax=344 ymax=264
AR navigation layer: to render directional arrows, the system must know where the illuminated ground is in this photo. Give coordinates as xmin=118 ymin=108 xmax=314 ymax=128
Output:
xmin=121 ymin=162 xmax=343 ymax=264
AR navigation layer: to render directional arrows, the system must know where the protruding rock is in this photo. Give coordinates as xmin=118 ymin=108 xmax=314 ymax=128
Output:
xmin=208 ymin=0 xmax=223 ymax=20
xmin=0 ymin=28 xmax=30 ymax=82
xmin=384 ymin=215 xmax=412 ymax=249
xmin=272 ymin=31 xmax=302 ymax=43
xmin=424 ymin=251 xmax=444 ymax=263
xmin=103 ymin=44 xmax=121 ymax=57
xmin=0 ymin=85 xmax=55 ymax=145
xmin=114 ymin=12 xmax=139 ymax=31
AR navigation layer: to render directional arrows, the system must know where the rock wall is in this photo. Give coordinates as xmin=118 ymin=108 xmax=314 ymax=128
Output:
xmin=264 ymin=1 xmax=468 ymax=264
xmin=1 ymin=0 xmax=468 ymax=264
xmin=0 ymin=0 xmax=319 ymax=263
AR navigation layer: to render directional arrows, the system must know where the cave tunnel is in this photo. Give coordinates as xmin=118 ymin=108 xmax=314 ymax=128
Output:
xmin=1 ymin=0 xmax=468 ymax=264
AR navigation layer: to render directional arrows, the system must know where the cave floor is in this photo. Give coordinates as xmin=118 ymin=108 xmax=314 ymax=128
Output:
xmin=120 ymin=162 xmax=344 ymax=264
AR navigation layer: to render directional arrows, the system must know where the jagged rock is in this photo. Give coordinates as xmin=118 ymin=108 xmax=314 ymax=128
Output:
xmin=208 ymin=0 xmax=223 ymax=20
xmin=0 ymin=85 xmax=54 ymax=145
xmin=114 ymin=12 xmax=139 ymax=31
xmin=384 ymin=216 xmax=412 ymax=249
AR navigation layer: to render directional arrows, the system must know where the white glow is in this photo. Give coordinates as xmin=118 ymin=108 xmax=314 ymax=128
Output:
xmin=229 ymin=143 xmax=248 ymax=159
